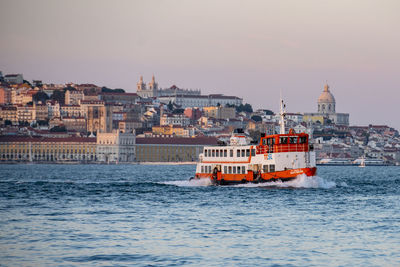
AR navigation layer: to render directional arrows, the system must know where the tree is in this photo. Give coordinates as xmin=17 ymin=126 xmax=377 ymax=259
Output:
xmin=101 ymin=87 xmax=125 ymax=93
xmin=263 ymin=109 xmax=274 ymax=115
xmin=33 ymin=91 xmax=49 ymax=103
xmin=236 ymin=103 xmax=253 ymax=113
xmin=51 ymin=90 xmax=65 ymax=104
xmin=251 ymin=115 xmax=262 ymax=122
xmin=167 ymin=101 xmax=174 ymax=111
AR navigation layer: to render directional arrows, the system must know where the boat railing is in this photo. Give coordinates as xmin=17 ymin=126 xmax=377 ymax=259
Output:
xmin=257 ymin=144 xmax=309 ymax=154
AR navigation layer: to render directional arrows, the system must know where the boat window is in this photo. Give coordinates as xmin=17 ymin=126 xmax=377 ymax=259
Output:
xmin=216 ymin=150 xmax=219 ymax=157
xmin=280 ymin=137 xmax=288 ymax=144
xmin=212 ymin=150 xmax=215 ymax=157
xmin=251 ymin=149 xmax=255 ymax=156
xmin=209 ymin=166 xmax=212 ymax=173
xmin=237 ymin=150 xmax=240 ymax=157
xmin=208 ymin=150 xmax=211 ymax=157
xmin=224 ymin=150 xmax=227 ymax=157
xmin=237 ymin=166 xmax=241 ymax=173
xmin=262 ymin=138 xmax=267 ymax=145
xmin=299 ymin=137 xmax=307 ymax=144
xmin=241 ymin=149 xmax=245 ymax=157
xmin=233 ymin=166 xmax=236 ymax=174
xmin=246 ymin=149 xmax=250 ymax=157
xmin=263 ymin=165 xmax=268 ymax=173
xmin=201 ymin=166 xmax=204 ymax=173
xmin=269 ymin=164 xmax=275 ymax=172
xmin=289 ymin=137 xmax=298 ymax=144
xmin=204 ymin=149 xmax=207 ymax=156
xmin=224 ymin=166 xmax=227 ymax=173
xmin=267 ymin=138 xmax=275 ymax=145
xmin=242 ymin=166 xmax=246 ymax=174
xmin=228 ymin=166 xmax=232 ymax=174
xmin=230 ymin=150 xmax=233 ymax=157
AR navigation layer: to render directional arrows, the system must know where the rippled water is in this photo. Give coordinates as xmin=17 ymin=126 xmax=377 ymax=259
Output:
xmin=0 ymin=164 xmax=399 ymax=266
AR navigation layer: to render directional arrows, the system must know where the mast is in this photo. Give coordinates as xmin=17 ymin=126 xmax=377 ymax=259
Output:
xmin=279 ymin=95 xmax=286 ymax=134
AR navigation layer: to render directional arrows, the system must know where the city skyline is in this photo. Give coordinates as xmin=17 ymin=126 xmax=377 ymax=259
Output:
xmin=1 ymin=0 xmax=399 ymax=130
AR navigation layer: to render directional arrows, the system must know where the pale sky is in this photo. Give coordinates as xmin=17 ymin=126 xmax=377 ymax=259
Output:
xmin=1 ymin=0 xmax=399 ymax=130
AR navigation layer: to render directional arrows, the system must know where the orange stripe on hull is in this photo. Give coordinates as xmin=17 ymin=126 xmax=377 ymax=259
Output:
xmin=195 ymin=167 xmax=317 ymax=184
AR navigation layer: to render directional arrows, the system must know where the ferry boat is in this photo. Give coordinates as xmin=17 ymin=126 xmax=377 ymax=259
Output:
xmin=193 ymin=99 xmax=317 ymax=185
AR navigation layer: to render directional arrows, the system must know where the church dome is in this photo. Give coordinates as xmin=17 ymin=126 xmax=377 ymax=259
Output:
xmin=318 ymin=84 xmax=335 ymax=103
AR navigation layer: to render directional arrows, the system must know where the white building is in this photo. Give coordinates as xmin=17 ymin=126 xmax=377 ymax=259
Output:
xmin=160 ymin=114 xmax=190 ymax=127
xmin=96 ymin=130 xmax=136 ymax=163
xmin=159 ymin=94 xmax=242 ymax=108
xmin=4 ymin=74 xmax=23 ymax=84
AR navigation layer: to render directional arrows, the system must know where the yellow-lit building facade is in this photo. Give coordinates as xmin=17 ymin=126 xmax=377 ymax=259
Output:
xmin=135 ymin=136 xmax=218 ymax=162
xmin=0 ymin=136 xmax=97 ymax=162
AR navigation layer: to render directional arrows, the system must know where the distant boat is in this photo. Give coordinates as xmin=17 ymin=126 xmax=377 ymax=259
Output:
xmin=359 ymin=157 xmax=365 ymax=168
xmin=353 ymin=158 xmax=387 ymax=166
xmin=318 ymin=158 xmax=353 ymax=166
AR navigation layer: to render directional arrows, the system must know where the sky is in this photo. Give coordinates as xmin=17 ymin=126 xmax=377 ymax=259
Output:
xmin=1 ymin=0 xmax=399 ymax=130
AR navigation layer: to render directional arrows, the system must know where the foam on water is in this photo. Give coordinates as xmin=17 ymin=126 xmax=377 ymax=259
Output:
xmin=162 ymin=178 xmax=213 ymax=187
xmin=163 ymin=174 xmax=337 ymax=189
xmin=233 ymin=174 xmax=336 ymax=189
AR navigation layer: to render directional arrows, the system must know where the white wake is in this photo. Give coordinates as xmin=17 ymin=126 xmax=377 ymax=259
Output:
xmin=162 ymin=178 xmax=213 ymax=187
xmin=233 ymin=174 xmax=336 ymax=189
xmin=162 ymin=174 xmax=338 ymax=189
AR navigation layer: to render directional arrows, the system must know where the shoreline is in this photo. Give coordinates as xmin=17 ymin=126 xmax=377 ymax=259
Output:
xmin=0 ymin=161 xmax=197 ymax=165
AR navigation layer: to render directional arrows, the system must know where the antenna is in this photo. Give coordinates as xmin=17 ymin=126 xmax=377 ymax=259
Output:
xmin=279 ymin=90 xmax=286 ymax=134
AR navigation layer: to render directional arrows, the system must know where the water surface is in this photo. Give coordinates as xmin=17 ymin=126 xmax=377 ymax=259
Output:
xmin=0 ymin=164 xmax=399 ymax=266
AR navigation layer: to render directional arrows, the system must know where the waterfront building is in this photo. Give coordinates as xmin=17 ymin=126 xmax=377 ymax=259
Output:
xmin=0 ymin=136 xmax=97 ymax=162
xmin=96 ymin=130 xmax=136 ymax=163
xmin=152 ymin=125 xmax=194 ymax=137
xmin=135 ymin=136 xmax=218 ymax=162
